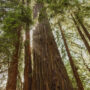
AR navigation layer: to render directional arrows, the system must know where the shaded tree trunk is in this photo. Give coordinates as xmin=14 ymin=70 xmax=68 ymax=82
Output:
xmin=59 ymin=22 xmax=84 ymax=90
xmin=23 ymin=23 xmax=32 ymax=90
xmin=6 ymin=27 xmax=21 ymax=90
xmin=32 ymin=3 xmax=73 ymax=90
xmin=17 ymin=29 xmax=24 ymax=90
xmin=75 ymin=14 xmax=90 ymax=40
xmin=71 ymin=14 xmax=90 ymax=54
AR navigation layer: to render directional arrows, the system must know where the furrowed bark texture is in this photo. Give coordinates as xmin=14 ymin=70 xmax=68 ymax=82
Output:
xmin=23 ymin=23 xmax=32 ymax=90
xmin=6 ymin=27 xmax=21 ymax=90
xmin=71 ymin=14 xmax=90 ymax=54
xmin=32 ymin=3 xmax=73 ymax=90
xmin=59 ymin=22 xmax=84 ymax=90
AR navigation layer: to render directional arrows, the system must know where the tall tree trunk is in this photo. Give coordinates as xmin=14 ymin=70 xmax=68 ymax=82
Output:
xmin=23 ymin=0 xmax=32 ymax=89
xmin=59 ymin=22 xmax=84 ymax=90
xmin=32 ymin=3 xmax=73 ymax=90
xmin=6 ymin=27 xmax=21 ymax=90
xmin=71 ymin=14 xmax=90 ymax=54
xmin=75 ymin=14 xmax=90 ymax=40
xmin=17 ymin=28 xmax=25 ymax=90
xmin=23 ymin=23 xmax=32 ymax=90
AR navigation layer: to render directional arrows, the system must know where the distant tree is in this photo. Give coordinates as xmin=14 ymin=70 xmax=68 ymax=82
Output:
xmin=59 ymin=22 xmax=84 ymax=90
xmin=71 ymin=14 xmax=90 ymax=54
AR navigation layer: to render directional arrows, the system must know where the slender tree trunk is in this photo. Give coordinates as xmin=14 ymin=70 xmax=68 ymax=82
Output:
xmin=22 ymin=0 xmax=32 ymax=89
xmin=6 ymin=27 xmax=21 ymax=90
xmin=23 ymin=23 xmax=32 ymax=90
xmin=17 ymin=28 xmax=24 ymax=90
xmin=75 ymin=14 xmax=90 ymax=40
xmin=71 ymin=14 xmax=90 ymax=54
xmin=59 ymin=22 xmax=84 ymax=90
xmin=81 ymin=53 xmax=90 ymax=72
xmin=32 ymin=3 xmax=73 ymax=90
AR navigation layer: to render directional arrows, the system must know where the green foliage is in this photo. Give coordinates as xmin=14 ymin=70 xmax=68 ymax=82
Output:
xmin=20 ymin=7 xmax=33 ymax=24
xmin=3 ymin=12 xmax=21 ymax=32
xmin=27 ymin=0 xmax=31 ymax=3
xmin=0 ymin=0 xmax=90 ymax=89
xmin=0 ymin=0 xmax=20 ymax=21
xmin=47 ymin=0 xmax=70 ymax=14
xmin=75 ymin=5 xmax=90 ymax=21
xmin=0 ymin=0 xmax=33 ymax=53
xmin=0 ymin=37 xmax=13 ymax=55
xmin=38 ymin=7 xmax=46 ymax=21
xmin=37 ymin=0 xmax=43 ymax=3
xmin=37 ymin=0 xmax=51 ymax=3
xmin=1 ymin=4 xmax=33 ymax=38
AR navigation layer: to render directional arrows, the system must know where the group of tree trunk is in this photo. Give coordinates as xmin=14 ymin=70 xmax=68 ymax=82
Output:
xmin=6 ymin=0 xmax=32 ymax=90
xmin=5 ymin=1 xmax=90 ymax=90
xmin=71 ymin=13 xmax=90 ymax=54
xmin=59 ymin=22 xmax=84 ymax=90
xmin=75 ymin=14 xmax=90 ymax=40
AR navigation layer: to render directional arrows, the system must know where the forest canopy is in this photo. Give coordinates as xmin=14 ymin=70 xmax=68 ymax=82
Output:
xmin=0 ymin=0 xmax=90 ymax=90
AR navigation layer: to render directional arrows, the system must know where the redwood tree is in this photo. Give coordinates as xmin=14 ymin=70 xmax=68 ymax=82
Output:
xmin=23 ymin=0 xmax=32 ymax=90
xmin=23 ymin=23 xmax=32 ymax=90
xmin=6 ymin=27 xmax=21 ymax=90
xmin=32 ymin=2 xmax=73 ymax=90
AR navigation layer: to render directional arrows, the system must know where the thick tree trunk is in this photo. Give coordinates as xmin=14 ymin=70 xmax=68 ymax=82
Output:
xmin=71 ymin=14 xmax=90 ymax=54
xmin=6 ymin=27 xmax=21 ymax=90
xmin=75 ymin=14 xmax=90 ymax=40
xmin=59 ymin=22 xmax=84 ymax=90
xmin=23 ymin=23 xmax=32 ymax=90
xmin=32 ymin=3 xmax=73 ymax=90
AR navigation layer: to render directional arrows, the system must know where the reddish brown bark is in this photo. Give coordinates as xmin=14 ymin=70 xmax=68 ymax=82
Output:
xmin=71 ymin=14 xmax=90 ymax=54
xmin=32 ymin=3 xmax=73 ymax=90
xmin=6 ymin=27 xmax=21 ymax=90
xmin=59 ymin=22 xmax=84 ymax=90
xmin=22 ymin=0 xmax=32 ymax=89
xmin=23 ymin=23 xmax=32 ymax=90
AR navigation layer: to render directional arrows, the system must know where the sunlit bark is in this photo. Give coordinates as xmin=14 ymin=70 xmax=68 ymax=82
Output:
xmin=23 ymin=23 xmax=32 ymax=90
xmin=22 ymin=0 xmax=32 ymax=89
xmin=32 ymin=3 xmax=73 ymax=90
